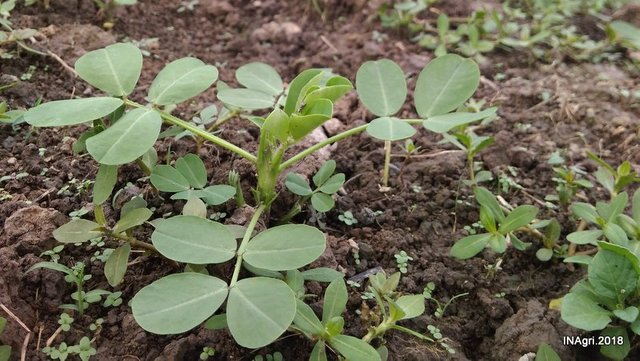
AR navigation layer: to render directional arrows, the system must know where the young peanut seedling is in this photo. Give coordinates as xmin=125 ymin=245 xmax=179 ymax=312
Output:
xmin=22 ymin=42 xmax=490 ymax=355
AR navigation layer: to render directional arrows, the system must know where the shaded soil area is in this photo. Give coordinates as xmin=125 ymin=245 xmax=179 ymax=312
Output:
xmin=1 ymin=0 xmax=639 ymax=360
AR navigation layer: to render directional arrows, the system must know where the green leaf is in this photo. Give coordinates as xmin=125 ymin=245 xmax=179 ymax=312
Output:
xmin=131 ymin=273 xmax=228 ymax=334
xmin=603 ymin=223 xmax=629 ymax=245
xmin=588 ymin=249 xmax=637 ymax=300
xmin=288 ymin=98 xmax=333 ymax=140
xmin=567 ymin=230 xmax=603 ymax=245
xmin=609 ymin=20 xmax=640 ymax=50
xmin=597 ymin=241 xmax=640 ymax=274
xmin=113 ymin=207 xmax=151 ymax=233
xmin=329 ymin=335 xmax=381 ymax=361
xmin=563 ymin=255 xmax=593 ymax=265
xmin=318 ymin=174 xmax=344 ymax=194
xmin=204 ymin=314 xmax=227 ymax=330
xmin=536 ymin=248 xmax=554 ymax=262
xmin=600 ymin=327 xmax=630 ymax=360
xmin=301 ymin=268 xmax=344 ymax=282
xmin=304 ymin=76 xmax=353 ymax=104
xmin=217 ymin=88 xmax=274 ymax=110
xmin=152 ymin=215 xmax=236 ymax=264
xmin=414 ymin=54 xmax=480 ymax=117
xmin=535 ymin=343 xmax=560 ymax=361
xmin=422 ymin=107 xmax=497 ymax=133
xmin=53 ymin=219 xmax=102 ymax=244
xmin=309 ymin=341 xmax=328 ymax=361
xmin=120 ymin=196 xmax=147 ymax=217
xmin=396 ymin=294 xmax=425 ymax=320
xmin=104 ymin=244 xmax=131 ymax=287
xmin=366 ymin=117 xmax=416 ymax=141
xmin=598 ymin=192 xmax=629 ymax=223
xmin=0 ymin=345 xmax=10 ymax=361
xmin=236 ymin=62 xmax=283 ymax=96
xmin=561 ymin=292 xmax=611 ymax=331
xmin=182 ymin=196 xmax=207 ymax=218
xmin=474 ymin=187 xmax=505 ymax=222
xmin=613 ymin=306 xmax=638 ymax=323
xmin=322 ymin=278 xmax=348 ymax=323
xmin=355 ymin=59 xmax=407 ymax=117
xmin=227 ymin=277 xmax=296 ymax=349
xmin=75 ymin=43 xmax=142 ymax=96
xmin=293 ymin=299 xmax=324 ymax=336
xmin=242 ymin=262 xmax=284 ymax=279
xmin=633 ymin=189 xmax=640 ymax=222
xmin=262 ymin=108 xmax=290 ymax=143
xmin=450 ymin=233 xmax=491 ymax=259
xmin=24 ymin=97 xmax=124 ymax=127
xmin=93 ymin=164 xmax=118 ymax=205
xmin=175 ymin=154 xmax=207 ymax=189
xmin=148 ymin=57 xmax=218 ymax=105
xmin=86 ymin=108 xmax=162 ymax=165
xmin=324 ymin=316 xmax=344 ymax=337
xmin=313 ymin=160 xmax=336 ymax=188
xmin=244 ymin=224 xmax=326 ymax=271
xmin=284 ymin=69 xmax=324 ymax=115
xmin=27 ymin=261 xmax=73 ymax=276
xmin=488 ymin=233 xmax=507 ymax=253
xmin=499 ymin=205 xmax=538 ymax=233
xmin=195 ymin=185 xmax=236 ymax=205
xmin=150 ymin=165 xmax=191 ymax=192
xmin=285 ymin=173 xmax=312 ymax=196
xmin=311 ymin=193 xmax=335 ymax=213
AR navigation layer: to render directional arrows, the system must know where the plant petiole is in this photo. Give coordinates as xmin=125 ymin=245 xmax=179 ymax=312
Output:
xmin=230 ymin=204 xmax=267 ymax=287
xmin=124 ymin=99 xmax=257 ymax=163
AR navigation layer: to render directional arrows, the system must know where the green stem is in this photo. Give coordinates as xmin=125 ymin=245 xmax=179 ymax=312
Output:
xmin=467 ymin=153 xmax=475 ymax=183
xmin=230 ymin=204 xmax=267 ymax=287
xmin=382 ymin=140 xmax=391 ymax=187
xmin=124 ymin=100 xmax=257 ymax=164
xmin=135 ymin=157 xmax=151 ymax=176
xmin=279 ymin=119 xmax=422 ymax=172
xmin=276 ymin=196 xmax=309 ymax=225
xmin=206 ymin=109 xmax=240 ymax=132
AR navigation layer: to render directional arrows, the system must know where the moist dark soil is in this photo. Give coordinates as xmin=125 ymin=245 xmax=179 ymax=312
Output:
xmin=1 ymin=0 xmax=639 ymax=360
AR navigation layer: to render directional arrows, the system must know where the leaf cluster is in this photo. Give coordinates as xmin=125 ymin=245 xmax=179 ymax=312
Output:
xmin=451 ymin=187 xmax=539 ymax=259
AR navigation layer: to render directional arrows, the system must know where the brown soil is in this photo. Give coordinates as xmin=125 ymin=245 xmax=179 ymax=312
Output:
xmin=1 ymin=0 xmax=639 ymax=360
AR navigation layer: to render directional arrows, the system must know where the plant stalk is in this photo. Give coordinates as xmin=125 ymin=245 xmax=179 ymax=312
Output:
xmin=124 ymin=99 xmax=257 ymax=163
xmin=230 ymin=204 xmax=266 ymax=287
xmin=279 ymin=119 xmax=422 ymax=171
xmin=382 ymin=140 xmax=392 ymax=187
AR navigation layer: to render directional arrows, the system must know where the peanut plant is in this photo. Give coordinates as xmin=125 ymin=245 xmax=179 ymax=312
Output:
xmin=23 ymin=42 xmax=487 ymax=357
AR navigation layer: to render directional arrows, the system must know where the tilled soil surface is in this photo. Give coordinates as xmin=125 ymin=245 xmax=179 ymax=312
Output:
xmin=1 ymin=0 xmax=639 ymax=360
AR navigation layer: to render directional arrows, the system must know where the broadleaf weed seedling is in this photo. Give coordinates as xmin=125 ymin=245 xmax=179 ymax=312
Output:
xmin=22 ymin=42 xmax=491 ymax=356
xmin=422 ymin=282 xmax=469 ymax=318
